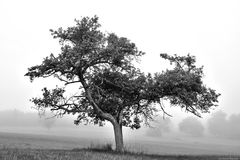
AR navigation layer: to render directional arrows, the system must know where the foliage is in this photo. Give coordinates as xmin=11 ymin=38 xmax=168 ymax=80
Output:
xmin=25 ymin=16 xmax=220 ymax=131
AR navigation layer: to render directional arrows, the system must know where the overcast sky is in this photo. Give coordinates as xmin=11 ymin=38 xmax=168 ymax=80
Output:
xmin=0 ymin=0 xmax=240 ymax=122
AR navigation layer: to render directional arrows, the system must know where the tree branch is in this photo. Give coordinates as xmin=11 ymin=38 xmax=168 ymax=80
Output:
xmin=159 ymin=99 xmax=172 ymax=117
xmin=79 ymin=73 xmax=115 ymax=123
xmin=53 ymin=74 xmax=81 ymax=85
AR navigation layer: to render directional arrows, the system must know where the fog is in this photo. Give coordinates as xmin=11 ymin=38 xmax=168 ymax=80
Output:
xmin=1 ymin=109 xmax=240 ymax=141
xmin=0 ymin=109 xmax=114 ymax=140
xmin=39 ymin=112 xmax=57 ymax=130
xmin=207 ymin=110 xmax=240 ymax=139
xmin=173 ymin=110 xmax=240 ymax=140
xmin=0 ymin=109 xmax=73 ymax=128
xmin=178 ymin=117 xmax=204 ymax=137
xmin=145 ymin=117 xmax=172 ymax=137
xmin=0 ymin=109 xmax=240 ymax=155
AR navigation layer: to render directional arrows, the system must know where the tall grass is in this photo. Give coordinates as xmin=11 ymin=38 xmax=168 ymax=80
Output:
xmin=88 ymin=142 xmax=113 ymax=152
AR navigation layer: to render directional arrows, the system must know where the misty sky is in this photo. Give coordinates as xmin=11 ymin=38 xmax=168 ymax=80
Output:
xmin=0 ymin=0 xmax=240 ymax=123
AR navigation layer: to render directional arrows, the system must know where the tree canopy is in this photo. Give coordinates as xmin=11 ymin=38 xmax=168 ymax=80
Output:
xmin=25 ymin=16 xmax=220 ymax=151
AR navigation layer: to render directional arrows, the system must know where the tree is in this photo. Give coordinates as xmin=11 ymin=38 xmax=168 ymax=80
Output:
xmin=178 ymin=117 xmax=204 ymax=137
xmin=25 ymin=16 xmax=220 ymax=152
xmin=39 ymin=111 xmax=57 ymax=130
xmin=145 ymin=117 xmax=172 ymax=137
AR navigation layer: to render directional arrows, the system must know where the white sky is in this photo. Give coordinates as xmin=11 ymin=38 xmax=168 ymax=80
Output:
xmin=0 ymin=0 xmax=240 ymax=121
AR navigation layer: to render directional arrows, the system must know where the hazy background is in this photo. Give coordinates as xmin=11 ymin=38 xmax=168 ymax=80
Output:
xmin=0 ymin=0 xmax=240 ymax=154
xmin=0 ymin=109 xmax=240 ymax=140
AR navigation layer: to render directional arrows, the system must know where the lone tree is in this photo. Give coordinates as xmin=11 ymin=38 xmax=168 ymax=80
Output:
xmin=25 ymin=16 xmax=220 ymax=152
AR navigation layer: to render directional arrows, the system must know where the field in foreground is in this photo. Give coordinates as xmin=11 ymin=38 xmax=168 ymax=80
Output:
xmin=0 ymin=130 xmax=240 ymax=159
xmin=0 ymin=148 xmax=240 ymax=160
xmin=0 ymin=130 xmax=239 ymax=155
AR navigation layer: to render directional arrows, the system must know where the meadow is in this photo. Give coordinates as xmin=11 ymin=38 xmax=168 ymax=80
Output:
xmin=0 ymin=131 xmax=240 ymax=160
xmin=1 ymin=148 xmax=239 ymax=160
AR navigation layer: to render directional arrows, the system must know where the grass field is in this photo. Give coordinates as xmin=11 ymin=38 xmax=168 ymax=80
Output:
xmin=0 ymin=148 xmax=240 ymax=160
xmin=0 ymin=131 xmax=239 ymax=159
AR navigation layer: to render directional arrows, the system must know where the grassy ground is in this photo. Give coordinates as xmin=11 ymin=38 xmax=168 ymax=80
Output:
xmin=1 ymin=131 xmax=239 ymax=155
xmin=0 ymin=148 xmax=239 ymax=160
xmin=0 ymin=131 xmax=239 ymax=159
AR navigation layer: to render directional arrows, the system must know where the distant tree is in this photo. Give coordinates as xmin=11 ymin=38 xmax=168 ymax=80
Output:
xmin=207 ymin=111 xmax=228 ymax=137
xmin=25 ymin=16 xmax=220 ymax=152
xmin=145 ymin=117 xmax=172 ymax=137
xmin=207 ymin=111 xmax=240 ymax=139
xmin=39 ymin=111 xmax=56 ymax=130
xmin=178 ymin=117 xmax=204 ymax=137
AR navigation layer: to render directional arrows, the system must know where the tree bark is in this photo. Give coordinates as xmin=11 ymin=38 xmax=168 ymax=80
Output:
xmin=112 ymin=121 xmax=124 ymax=152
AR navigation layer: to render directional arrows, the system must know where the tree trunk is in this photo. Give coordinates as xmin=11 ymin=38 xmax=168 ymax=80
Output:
xmin=112 ymin=121 xmax=124 ymax=152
